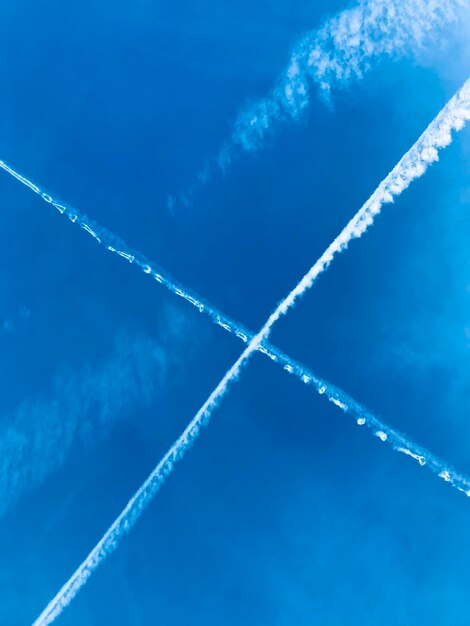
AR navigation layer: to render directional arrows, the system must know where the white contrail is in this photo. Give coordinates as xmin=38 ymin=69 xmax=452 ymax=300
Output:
xmin=243 ymin=78 xmax=470 ymax=327
xmin=30 ymin=331 xmax=470 ymax=626
xmin=171 ymin=0 xmax=466 ymax=205
xmin=2 ymin=79 xmax=469 ymax=373
xmin=30 ymin=340 xmax=256 ymax=626
xmin=27 ymin=78 xmax=470 ymax=624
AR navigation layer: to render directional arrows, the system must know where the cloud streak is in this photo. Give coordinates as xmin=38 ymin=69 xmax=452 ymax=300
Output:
xmin=232 ymin=0 xmax=465 ymax=152
xmin=24 ymin=78 xmax=470 ymax=623
xmin=0 ymin=333 xmax=171 ymax=521
xmin=172 ymin=0 xmax=466 ymax=206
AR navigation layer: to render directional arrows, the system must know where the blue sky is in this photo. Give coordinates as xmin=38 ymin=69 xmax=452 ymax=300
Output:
xmin=0 ymin=1 xmax=469 ymax=624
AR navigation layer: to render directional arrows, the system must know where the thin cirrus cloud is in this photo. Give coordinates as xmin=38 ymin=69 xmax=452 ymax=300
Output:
xmin=170 ymin=0 xmax=466 ymax=208
xmin=0 ymin=328 xmax=179 ymax=522
xmin=28 ymin=77 xmax=470 ymax=625
xmin=232 ymin=0 xmax=465 ymax=151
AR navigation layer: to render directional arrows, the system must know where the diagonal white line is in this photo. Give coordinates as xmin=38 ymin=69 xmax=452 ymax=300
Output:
xmin=25 ymin=77 xmax=470 ymax=624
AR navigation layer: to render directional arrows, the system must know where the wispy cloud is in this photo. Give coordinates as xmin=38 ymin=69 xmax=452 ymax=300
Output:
xmin=170 ymin=0 xmax=466 ymax=207
xmin=233 ymin=0 xmax=464 ymax=149
xmin=29 ymin=78 xmax=470 ymax=624
xmin=0 ymin=328 xmax=177 ymax=521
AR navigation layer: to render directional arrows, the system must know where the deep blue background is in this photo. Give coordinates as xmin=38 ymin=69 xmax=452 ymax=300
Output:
xmin=0 ymin=1 xmax=469 ymax=624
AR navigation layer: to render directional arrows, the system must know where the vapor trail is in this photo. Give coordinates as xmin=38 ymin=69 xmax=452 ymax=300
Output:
xmin=31 ymin=328 xmax=470 ymax=626
xmin=31 ymin=340 xmax=256 ymax=626
xmin=26 ymin=78 xmax=470 ymax=624
xmin=2 ymin=79 xmax=469 ymax=379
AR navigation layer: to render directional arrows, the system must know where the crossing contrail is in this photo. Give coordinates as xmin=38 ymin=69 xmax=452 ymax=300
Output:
xmin=2 ymin=79 xmax=469 ymax=376
xmin=30 ymin=338 xmax=470 ymax=626
xmin=26 ymin=77 xmax=470 ymax=623
xmin=170 ymin=0 xmax=466 ymax=207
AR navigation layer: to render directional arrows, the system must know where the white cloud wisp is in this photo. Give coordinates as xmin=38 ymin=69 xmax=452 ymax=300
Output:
xmin=172 ymin=0 xmax=466 ymax=205
xmin=233 ymin=0 xmax=465 ymax=152
xmin=0 ymin=333 xmax=175 ymax=521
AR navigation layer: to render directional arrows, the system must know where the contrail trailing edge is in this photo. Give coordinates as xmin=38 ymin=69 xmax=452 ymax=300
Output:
xmin=21 ymin=77 xmax=470 ymax=623
xmin=171 ymin=0 xmax=466 ymax=207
